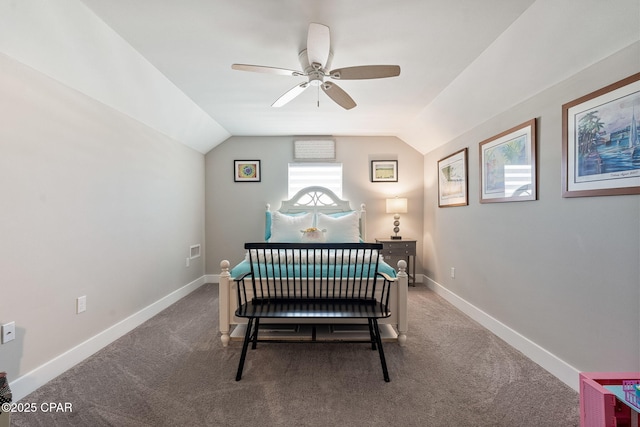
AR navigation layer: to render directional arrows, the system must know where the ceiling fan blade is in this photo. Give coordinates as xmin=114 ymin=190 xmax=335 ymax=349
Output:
xmin=329 ymin=65 xmax=401 ymax=80
xmin=272 ymin=82 xmax=310 ymax=107
xmin=232 ymin=64 xmax=303 ymax=77
xmin=321 ymin=81 xmax=356 ymax=110
xmin=307 ymin=23 xmax=330 ymax=68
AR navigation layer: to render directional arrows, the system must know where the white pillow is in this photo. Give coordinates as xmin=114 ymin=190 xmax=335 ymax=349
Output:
xmin=316 ymin=211 xmax=360 ymax=243
xmin=269 ymin=211 xmax=313 ymax=242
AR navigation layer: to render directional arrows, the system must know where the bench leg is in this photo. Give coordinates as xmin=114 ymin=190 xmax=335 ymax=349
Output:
xmin=251 ymin=318 xmax=260 ymax=349
xmin=235 ymin=317 xmax=255 ymax=381
xmin=371 ymin=318 xmax=390 ymax=382
xmin=367 ymin=318 xmax=377 ymax=351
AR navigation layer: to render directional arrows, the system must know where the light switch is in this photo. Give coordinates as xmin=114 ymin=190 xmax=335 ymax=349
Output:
xmin=77 ymin=296 xmax=87 ymax=314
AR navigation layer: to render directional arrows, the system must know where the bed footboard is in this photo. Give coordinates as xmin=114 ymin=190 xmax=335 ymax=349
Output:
xmin=219 ymin=260 xmax=231 ymax=347
xmin=219 ymin=256 xmax=408 ymax=347
xmin=396 ymin=259 xmax=408 ymax=345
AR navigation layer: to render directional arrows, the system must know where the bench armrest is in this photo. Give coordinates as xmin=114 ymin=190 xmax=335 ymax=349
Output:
xmin=377 ymin=271 xmax=396 ymax=282
xmin=233 ymin=272 xmax=253 ymax=282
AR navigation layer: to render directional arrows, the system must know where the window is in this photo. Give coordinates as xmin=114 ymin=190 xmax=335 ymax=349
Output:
xmin=288 ymin=163 xmax=342 ymax=199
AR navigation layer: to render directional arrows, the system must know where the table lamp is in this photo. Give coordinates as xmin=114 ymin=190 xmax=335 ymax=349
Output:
xmin=385 ymin=197 xmax=408 ymax=240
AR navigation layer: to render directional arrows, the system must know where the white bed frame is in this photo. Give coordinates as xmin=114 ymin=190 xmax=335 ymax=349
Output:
xmin=219 ymin=186 xmax=408 ymax=346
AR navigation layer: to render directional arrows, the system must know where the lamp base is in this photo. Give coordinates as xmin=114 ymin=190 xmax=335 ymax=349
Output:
xmin=390 ymin=235 xmax=402 ymax=240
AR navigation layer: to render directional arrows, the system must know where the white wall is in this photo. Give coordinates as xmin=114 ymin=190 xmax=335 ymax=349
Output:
xmin=204 ymin=136 xmax=424 ymax=274
xmin=423 ymin=42 xmax=640 ymax=388
xmin=0 ymin=53 xmax=206 ymax=398
xmin=0 ymin=0 xmax=229 ymax=153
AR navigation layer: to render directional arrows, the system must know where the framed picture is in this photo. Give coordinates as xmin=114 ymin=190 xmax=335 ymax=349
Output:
xmin=562 ymin=72 xmax=640 ymax=197
xmin=438 ymin=148 xmax=468 ymax=207
xmin=479 ymin=119 xmax=537 ymax=203
xmin=234 ymin=160 xmax=261 ymax=182
xmin=371 ymin=160 xmax=398 ymax=182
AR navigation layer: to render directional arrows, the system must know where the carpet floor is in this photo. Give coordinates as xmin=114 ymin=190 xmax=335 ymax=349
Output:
xmin=11 ymin=283 xmax=579 ymax=426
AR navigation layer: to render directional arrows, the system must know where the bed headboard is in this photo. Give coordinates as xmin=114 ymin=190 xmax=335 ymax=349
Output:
xmin=267 ymin=186 xmax=367 ymax=240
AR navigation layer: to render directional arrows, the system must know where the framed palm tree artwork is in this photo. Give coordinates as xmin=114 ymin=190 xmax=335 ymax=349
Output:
xmin=562 ymin=72 xmax=640 ymax=197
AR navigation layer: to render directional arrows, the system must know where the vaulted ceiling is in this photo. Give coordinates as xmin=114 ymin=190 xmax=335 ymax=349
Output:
xmin=11 ymin=0 xmax=639 ymax=155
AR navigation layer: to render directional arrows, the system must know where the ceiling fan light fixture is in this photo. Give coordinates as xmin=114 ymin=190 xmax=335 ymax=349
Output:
xmin=308 ymin=71 xmax=324 ymax=86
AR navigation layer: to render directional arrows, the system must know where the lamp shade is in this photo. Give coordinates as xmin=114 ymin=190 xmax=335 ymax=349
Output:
xmin=386 ymin=197 xmax=408 ymax=214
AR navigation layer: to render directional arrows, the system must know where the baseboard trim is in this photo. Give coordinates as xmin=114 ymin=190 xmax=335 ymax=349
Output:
xmin=10 ymin=276 xmax=206 ymax=401
xmin=424 ymin=275 xmax=580 ymax=391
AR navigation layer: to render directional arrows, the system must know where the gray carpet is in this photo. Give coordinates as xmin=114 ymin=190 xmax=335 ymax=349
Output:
xmin=11 ymin=283 xmax=579 ymax=426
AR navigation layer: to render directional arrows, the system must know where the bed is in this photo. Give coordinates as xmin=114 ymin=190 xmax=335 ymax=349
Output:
xmin=219 ymin=186 xmax=409 ymax=346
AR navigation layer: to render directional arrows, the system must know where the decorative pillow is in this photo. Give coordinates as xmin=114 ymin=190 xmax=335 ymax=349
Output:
xmin=265 ymin=211 xmax=307 ymax=241
xmin=316 ymin=211 xmax=360 ymax=243
xmin=269 ymin=211 xmax=313 ymax=242
xmin=301 ymin=227 xmax=326 ymax=243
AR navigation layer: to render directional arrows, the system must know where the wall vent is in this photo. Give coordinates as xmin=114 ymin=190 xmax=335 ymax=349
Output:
xmin=189 ymin=244 xmax=201 ymax=259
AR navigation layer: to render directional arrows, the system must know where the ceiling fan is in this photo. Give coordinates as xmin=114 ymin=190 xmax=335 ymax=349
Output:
xmin=231 ymin=23 xmax=401 ymax=110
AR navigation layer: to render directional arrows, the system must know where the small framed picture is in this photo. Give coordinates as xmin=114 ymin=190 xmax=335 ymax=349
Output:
xmin=234 ymin=160 xmax=261 ymax=182
xmin=371 ymin=160 xmax=398 ymax=182
xmin=562 ymin=72 xmax=640 ymax=197
xmin=438 ymin=148 xmax=468 ymax=207
xmin=479 ymin=119 xmax=537 ymax=203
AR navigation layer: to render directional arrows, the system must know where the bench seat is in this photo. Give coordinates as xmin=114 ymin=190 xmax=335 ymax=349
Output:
xmin=236 ymin=298 xmax=391 ymax=319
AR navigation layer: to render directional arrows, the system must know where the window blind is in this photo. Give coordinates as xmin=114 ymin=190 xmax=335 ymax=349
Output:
xmin=288 ymin=163 xmax=342 ymax=199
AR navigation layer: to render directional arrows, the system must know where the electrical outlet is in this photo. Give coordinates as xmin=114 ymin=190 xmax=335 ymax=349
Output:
xmin=186 ymin=257 xmax=190 ymax=267
xmin=77 ymin=296 xmax=87 ymax=314
xmin=450 ymin=267 xmax=455 ymax=278
xmin=1 ymin=322 xmax=15 ymax=344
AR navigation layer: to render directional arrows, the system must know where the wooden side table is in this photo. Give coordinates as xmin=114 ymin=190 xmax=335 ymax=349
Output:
xmin=375 ymin=238 xmax=416 ymax=285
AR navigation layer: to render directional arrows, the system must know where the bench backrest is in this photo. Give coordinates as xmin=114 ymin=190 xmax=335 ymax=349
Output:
xmin=236 ymin=243 xmax=392 ymax=307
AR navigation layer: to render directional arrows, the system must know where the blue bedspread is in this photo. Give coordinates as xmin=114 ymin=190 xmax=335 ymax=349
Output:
xmin=231 ymin=258 xmax=396 ymax=279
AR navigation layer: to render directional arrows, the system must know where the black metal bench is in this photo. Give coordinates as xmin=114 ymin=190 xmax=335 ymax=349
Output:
xmin=233 ymin=242 xmax=395 ymax=382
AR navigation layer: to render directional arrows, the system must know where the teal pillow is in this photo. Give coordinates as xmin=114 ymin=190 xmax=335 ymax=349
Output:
xmin=265 ymin=211 xmax=271 ymax=241
xmin=326 ymin=211 xmax=353 ymax=218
